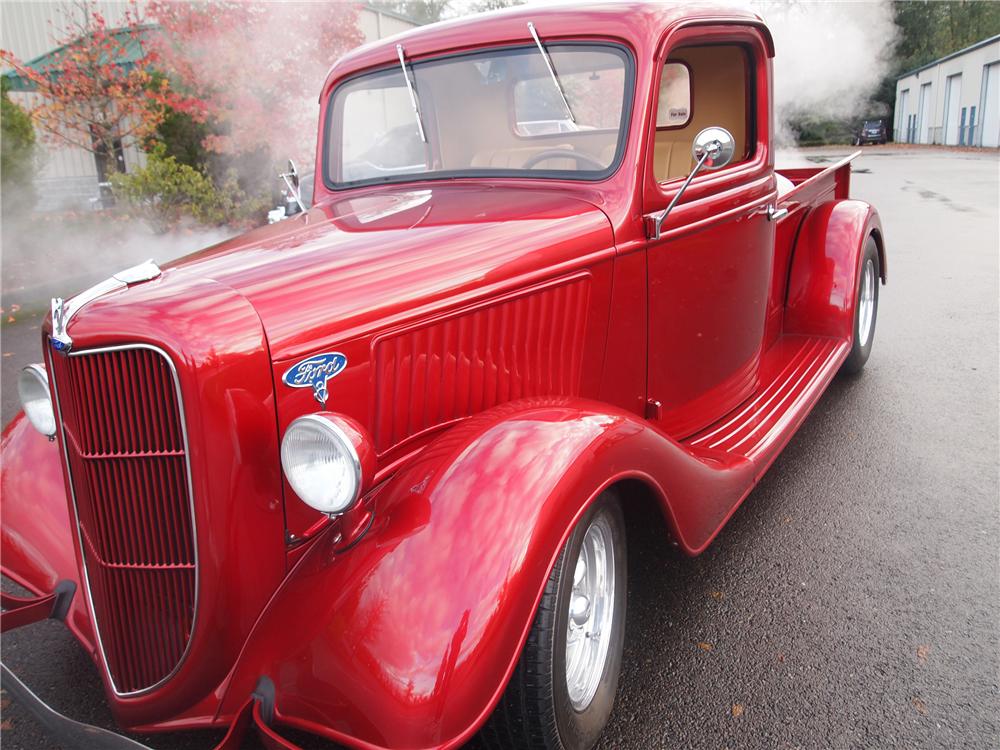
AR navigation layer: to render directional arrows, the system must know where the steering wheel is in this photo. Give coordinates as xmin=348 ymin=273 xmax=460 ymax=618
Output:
xmin=522 ymin=149 xmax=606 ymax=170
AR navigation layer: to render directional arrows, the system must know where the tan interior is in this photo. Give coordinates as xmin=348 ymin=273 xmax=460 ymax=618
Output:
xmin=653 ymin=45 xmax=750 ymax=182
xmin=470 ymin=144 xmax=576 ymax=169
xmin=419 ymin=51 xmax=620 ymax=172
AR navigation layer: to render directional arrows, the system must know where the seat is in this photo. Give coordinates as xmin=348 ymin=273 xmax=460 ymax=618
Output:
xmin=652 ymin=135 xmax=695 ymax=181
xmin=470 ymin=144 xmax=575 ymax=170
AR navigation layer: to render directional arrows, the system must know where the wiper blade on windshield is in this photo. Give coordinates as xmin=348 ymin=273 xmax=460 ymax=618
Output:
xmin=527 ymin=21 xmax=575 ymax=124
xmin=396 ymin=44 xmax=428 ymax=143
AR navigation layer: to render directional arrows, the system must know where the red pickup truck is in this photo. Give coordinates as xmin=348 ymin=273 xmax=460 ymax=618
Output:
xmin=2 ymin=4 xmax=885 ymax=750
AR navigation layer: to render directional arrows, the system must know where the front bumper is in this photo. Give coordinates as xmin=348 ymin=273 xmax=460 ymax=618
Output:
xmin=2 ymin=663 xmax=153 ymax=750
xmin=1 ymin=584 xmax=302 ymax=750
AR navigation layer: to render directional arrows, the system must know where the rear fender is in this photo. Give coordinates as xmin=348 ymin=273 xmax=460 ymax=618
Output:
xmin=785 ymin=199 xmax=886 ymax=341
xmin=218 ymin=398 xmax=753 ymax=750
xmin=0 ymin=413 xmax=95 ymax=651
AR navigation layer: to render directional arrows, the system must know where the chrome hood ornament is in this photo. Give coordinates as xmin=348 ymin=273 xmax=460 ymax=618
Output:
xmin=50 ymin=260 xmax=162 ymax=353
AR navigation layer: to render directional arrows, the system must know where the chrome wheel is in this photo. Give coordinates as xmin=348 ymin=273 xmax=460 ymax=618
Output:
xmin=565 ymin=513 xmax=616 ymax=711
xmin=858 ymin=258 xmax=876 ymax=348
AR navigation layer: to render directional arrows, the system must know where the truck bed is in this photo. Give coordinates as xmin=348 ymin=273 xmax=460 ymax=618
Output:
xmin=776 ymin=150 xmax=861 ymax=206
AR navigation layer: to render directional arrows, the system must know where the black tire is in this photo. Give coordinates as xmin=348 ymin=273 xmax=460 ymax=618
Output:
xmin=841 ymin=236 xmax=880 ymax=375
xmin=479 ymin=493 xmax=627 ymax=750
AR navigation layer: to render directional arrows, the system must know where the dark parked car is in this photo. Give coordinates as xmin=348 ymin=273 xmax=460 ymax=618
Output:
xmin=855 ymin=118 xmax=888 ymax=145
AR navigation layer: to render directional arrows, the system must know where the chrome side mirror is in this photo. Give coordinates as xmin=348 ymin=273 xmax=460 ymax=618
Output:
xmin=646 ymin=126 xmax=736 ymax=240
xmin=692 ymin=127 xmax=735 ymax=170
xmin=279 ymin=159 xmax=306 ymax=215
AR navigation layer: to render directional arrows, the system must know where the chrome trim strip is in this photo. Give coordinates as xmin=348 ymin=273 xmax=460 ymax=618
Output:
xmin=47 ymin=342 xmax=200 ymax=698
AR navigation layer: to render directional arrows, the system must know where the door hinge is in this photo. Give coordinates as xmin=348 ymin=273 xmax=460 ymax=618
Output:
xmin=644 ymin=398 xmax=662 ymax=420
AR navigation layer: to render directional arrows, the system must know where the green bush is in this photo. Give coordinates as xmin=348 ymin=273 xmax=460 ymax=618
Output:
xmin=1 ymin=78 xmax=37 ymax=216
xmin=111 ymin=145 xmax=268 ymax=231
xmin=787 ymin=114 xmax=856 ymax=147
xmin=144 ymin=71 xmax=215 ymax=170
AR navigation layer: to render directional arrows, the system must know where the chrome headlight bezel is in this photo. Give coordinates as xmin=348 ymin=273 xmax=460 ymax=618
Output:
xmin=18 ymin=363 xmax=56 ymax=438
xmin=280 ymin=413 xmax=372 ymax=517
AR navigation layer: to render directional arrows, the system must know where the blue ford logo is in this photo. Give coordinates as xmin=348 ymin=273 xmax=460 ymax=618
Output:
xmin=282 ymin=352 xmax=347 ymax=405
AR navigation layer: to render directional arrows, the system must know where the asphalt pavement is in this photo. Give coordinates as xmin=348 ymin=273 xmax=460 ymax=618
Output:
xmin=1 ymin=147 xmax=998 ymax=749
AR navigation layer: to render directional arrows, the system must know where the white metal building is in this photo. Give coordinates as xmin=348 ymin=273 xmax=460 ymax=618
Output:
xmin=894 ymin=34 xmax=1000 ymax=148
xmin=0 ymin=2 xmax=418 ymax=209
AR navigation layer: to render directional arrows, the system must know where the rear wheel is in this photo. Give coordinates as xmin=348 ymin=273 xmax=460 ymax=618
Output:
xmin=841 ymin=236 xmax=880 ymax=374
xmin=480 ymin=494 xmax=627 ymax=750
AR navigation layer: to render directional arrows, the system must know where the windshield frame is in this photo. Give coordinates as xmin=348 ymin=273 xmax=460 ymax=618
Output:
xmin=321 ymin=40 xmax=636 ymax=192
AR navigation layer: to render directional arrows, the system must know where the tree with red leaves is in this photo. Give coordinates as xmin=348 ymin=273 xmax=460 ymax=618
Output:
xmin=0 ymin=1 xmax=181 ymax=167
xmin=149 ymin=1 xmax=364 ymax=164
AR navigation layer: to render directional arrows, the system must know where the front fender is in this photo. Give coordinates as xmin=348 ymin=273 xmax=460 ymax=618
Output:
xmin=218 ymin=399 xmax=754 ymax=750
xmin=785 ymin=199 xmax=886 ymax=341
xmin=0 ymin=413 xmax=95 ymax=651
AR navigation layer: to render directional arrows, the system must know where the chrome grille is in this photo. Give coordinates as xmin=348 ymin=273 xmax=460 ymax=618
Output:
xmin=50 ymin=344 xmax=197 ymax=695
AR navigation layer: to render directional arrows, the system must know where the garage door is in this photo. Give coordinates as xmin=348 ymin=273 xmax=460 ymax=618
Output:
xmin=918 ymin=82 xmax=932 ymax=144
xmin=944 ymin=74 xmax=962 ymax=145
xmin=981 ymin=62 xmax=1000 ymax=148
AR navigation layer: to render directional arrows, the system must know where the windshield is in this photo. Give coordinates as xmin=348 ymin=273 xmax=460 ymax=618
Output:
xmin=325 ymin=43 xmax=632 ymax=188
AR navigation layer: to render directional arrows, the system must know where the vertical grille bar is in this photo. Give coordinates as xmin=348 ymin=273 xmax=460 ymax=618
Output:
xmin=50 ymin=344 xmax=197 ymax=696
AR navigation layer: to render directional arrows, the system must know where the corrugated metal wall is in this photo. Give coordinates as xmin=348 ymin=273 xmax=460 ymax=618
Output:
xmin=2 ymin=1 xmax=152 ymax=207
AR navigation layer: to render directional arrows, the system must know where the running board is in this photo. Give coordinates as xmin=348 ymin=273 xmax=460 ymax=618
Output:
xmin=684 ymin=335 xmax=848 ymax=464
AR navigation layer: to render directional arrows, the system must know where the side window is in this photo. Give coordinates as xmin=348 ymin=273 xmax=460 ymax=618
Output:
xmin=652 ymin=44 xmax=753 ymax=182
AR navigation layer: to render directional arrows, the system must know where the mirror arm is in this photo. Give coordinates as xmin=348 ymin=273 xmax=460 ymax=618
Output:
xmin=280 ymin=170 xmax=306 ymax=215
xmin=647 ymin=145 xmax=716 ymax=240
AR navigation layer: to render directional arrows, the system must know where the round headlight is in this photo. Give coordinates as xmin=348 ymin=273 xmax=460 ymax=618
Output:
xmin=280 ymin=413 xmax=373 ymax=516
xmin=18 ymin=364 xmax=56 ymax=438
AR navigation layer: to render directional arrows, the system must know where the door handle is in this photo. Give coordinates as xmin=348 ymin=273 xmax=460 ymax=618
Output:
xmin=766 ymin=204 xmax=789 ymax=222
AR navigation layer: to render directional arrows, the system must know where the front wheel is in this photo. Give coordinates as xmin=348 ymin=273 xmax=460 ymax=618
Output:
xmin=480 ymin=494 xmax=627 ymax=750
xmin=841 ymin=236 xmax=880 ymax=374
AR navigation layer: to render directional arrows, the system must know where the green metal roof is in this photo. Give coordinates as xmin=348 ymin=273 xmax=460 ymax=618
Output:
xmin=2 ymin=24 xmax=160 ymax=92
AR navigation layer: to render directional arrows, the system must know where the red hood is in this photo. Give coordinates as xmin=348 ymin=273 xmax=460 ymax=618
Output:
xmin=166 ymin=184 xmax=614 ymax=360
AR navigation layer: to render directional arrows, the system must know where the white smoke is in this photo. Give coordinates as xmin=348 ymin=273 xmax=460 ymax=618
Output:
xmin=753 ymin=0 xmax=898 ymax=145
xmin=466 ymin=0 xmax=900 ymax=146
xmin=2 ymin=0 xmax=901 ymax=311
xmin=1 ymin=216 xmax=234 ymax=312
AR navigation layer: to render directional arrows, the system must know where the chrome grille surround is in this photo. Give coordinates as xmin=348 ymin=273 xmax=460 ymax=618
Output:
xmin=47 ymin=343 xmax=199 ymax=697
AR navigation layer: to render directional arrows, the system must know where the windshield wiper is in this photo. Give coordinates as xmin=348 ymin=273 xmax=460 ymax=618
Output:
xmin=527 ymin=21 xmax=575 ymax=124
xmin=396 ymin=44 xmax=428 ymax=143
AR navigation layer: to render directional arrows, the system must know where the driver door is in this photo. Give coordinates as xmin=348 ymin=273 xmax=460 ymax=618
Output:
xmin=645 ymin=37 xmax=776 ymax=438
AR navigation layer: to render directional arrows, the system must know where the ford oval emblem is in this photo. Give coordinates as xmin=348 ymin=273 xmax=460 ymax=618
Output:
xmin=282 ymin=352 xmax=347 ymax=405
